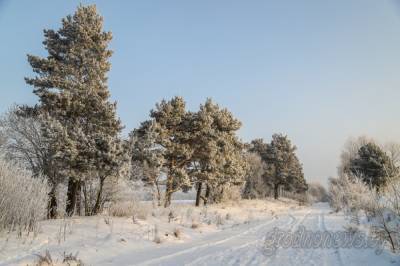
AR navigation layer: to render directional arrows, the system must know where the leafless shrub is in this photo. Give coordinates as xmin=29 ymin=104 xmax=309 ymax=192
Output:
xmin=173 ymin=227 xmax=182 ymax=238
xmin=108 ymin=201 xmax=149 ymax=220
xmin=328 ymin=174 xmax=372 ymax=214
xmin=34 ymin=250 xmax=53 ymax=266
xmin=32 ymin=250 xmax=84 ymax=266
xmin=108 ymin=201 xmax=135 ymax=217
xmin=329 ymin=172 xmax=400 ymax=252
xmin=62 ymin=251 xmax=84 ymax=266
xmin=0 ymin=159 xmax=49 ymax=235
xmin=369 ymin=176 xmax=400 ymax=252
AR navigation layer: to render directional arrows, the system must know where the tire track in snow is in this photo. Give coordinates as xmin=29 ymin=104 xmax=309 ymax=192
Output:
xmin=198 ymin=210 xmax=312 ymax=266
xmin=185 ymin=213 xmax=298 ymax=266
xmin=135 ymin=216 xmax=286 ymax=266
xmin=264 ymin=209 xmax=313 ymax=265
xmin=320 ymin=211 xmax=345 ymax=266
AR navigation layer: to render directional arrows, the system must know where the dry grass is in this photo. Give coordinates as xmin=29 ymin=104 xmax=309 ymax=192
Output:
xmin=108 ymin=201 xmax=149 ymax=220
xmin=33 ymin=250 xmax=84 ymax=266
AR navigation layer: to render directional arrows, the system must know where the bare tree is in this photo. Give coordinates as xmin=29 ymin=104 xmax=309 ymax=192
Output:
xmin=384 ymin=141 xmax=400 ymax=170
xmin=0 ymin=106 xmax=61 ymax=218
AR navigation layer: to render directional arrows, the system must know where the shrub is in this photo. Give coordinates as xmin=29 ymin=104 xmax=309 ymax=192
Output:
xmin=108 ymin=201 xmax=149 ymax=221
xmin=328 ymin=175 xmax=372 ymax=213
xmin=173 ymin=227 xmax=182 ymax=238
xmin=32 ymin=250 xmax=84 ymax=266
xmin=329 ymin=174 xmax=400 ymax=252
xmin=220 ymin=185 xmax=243 ymax=203
xmin=0 ymin=159 xmax=49 ymax=234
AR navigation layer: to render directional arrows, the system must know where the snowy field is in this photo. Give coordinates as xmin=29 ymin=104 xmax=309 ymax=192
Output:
xmin=0 ymin=200 xmax=399 ymax=266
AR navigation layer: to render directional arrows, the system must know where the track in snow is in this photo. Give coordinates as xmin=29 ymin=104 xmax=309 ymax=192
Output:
xmin=95 ymin=203 xmax=396 ymax=266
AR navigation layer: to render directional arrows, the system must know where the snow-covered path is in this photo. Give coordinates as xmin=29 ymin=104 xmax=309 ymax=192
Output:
xmin=96 ymin=204 xmax=398 ymax=266
xmin=1 ymin=203 xmax=398 ymax=266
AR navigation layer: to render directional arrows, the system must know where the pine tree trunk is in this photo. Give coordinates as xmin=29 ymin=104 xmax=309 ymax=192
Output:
xmin=76 ymin=181 xmax=82 ymax=216
xmin=47 ymin=185 xmax=58 ymax=219
xmin=82 ymin=182 xmax=90 ymax=216
xmin=195 ymin=182 xmax=202 ymax=207
xmin=204 ymin=184 xmax=211 ymax=206
xmin=93 ymin=178 xmax=105 ymax=215
xmin=66 ymin=178 xmax=79 ymax=216
xmin=274 ymin=184 xmax=279 ymax=200
xmin=156 ymin=183 xmax=162 ymax=207
xmin=164 ymin=192 xmax=171 ymax=208
xmin=164 ymin=172 xmax=173 ymax=208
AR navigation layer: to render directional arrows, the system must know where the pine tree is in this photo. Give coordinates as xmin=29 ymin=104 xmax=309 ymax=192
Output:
xmin=248 ymin=139 xmax=269 ymax=160
xmin=265 ymin=134 xmax=306 ymax=199
xmin=136 ymin=97 xmax=193 ymax=207
xmin=242 ymin=152 xmax=269 ymax=199
xmin=191 ymin=99 xmax=246 ymax=205
xmin=129 ymin=121 xmax=165 ymax=206
xmin=287 ymin=155 xmax=308 ymax=193
xmin=349 ymin=142 xmax=393 ymax=189
xmin=25 ymin=5 xmax=122 ymax=216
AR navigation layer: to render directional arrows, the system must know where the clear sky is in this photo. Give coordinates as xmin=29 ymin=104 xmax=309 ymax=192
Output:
xmin=1 ymin=0 xmax=400 ymax=185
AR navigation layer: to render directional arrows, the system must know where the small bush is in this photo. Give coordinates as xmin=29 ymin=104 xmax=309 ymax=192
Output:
xmin=34 ymin=250 xmax=53 ymax=266
xmin=173 ymin=227 xmax=182 ymax=238
xmin=108 ymin=202 xmax=135 ymax=217
xmin=0 ymin=159 xmax=49 ymax=234
xmin=108 ymin=201 xmax=149 ymax=220
xmin=220 ymin=185 xmax=242 ymax=203
xmin=32 ymin=250 xmax=84 ymax=266
xmin=62 ymin=251 xmax=84 ymax=266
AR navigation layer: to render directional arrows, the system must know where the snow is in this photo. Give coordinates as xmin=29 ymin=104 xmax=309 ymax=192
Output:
xmin=0 ymin=200 xmax=399 ymax=266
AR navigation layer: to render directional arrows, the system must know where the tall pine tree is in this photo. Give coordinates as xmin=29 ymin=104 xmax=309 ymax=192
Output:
xmin=191 ymin=99 xmax=246 ymax=206
xmin=265 ymin=134 xmax=305 ymax=199
xmin=25 ymin=5 xmax=122 ymax=216
xmin=136 ymin=97 xmax=193 ymax=207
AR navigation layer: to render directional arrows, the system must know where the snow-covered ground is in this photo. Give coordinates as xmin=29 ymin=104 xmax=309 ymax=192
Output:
xmin=0 ymin=200 xmax=399 ymax=266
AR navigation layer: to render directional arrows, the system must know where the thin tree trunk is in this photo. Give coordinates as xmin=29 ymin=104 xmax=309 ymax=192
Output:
xmin=156 ymin=182 xmax=162 ymax=207
xmin=66 ymin=178 xmax=79 ymax=216
xmin=47 ymin=184 xmax=58 ymax=219
xmin=93 ymin=178 xmax=105 ymax=215
xmin=164 ymin=193 xmax=171 ymax=208
xmin=274 ymin=184 xmax=279 ymax=200
xmin=76 ymin=181 xmax=82 ymax=216
xmin=204 ymin=184 xmax=211 ymax=206
xmin=164 ymin=171 xmax=174 ymax=207
xmin=195 ymin=182 xmax=202 ymax=207
xmin=82 ymin=182 xmax=90 ymax=216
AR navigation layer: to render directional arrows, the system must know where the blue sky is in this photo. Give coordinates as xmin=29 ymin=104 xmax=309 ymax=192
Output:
xmin=1 ymin=0 xmax=400 ymax=185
